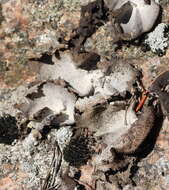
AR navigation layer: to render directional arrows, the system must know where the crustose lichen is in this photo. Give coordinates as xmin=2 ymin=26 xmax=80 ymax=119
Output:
xmin=144 ymin=23 xmax=169 ymax=56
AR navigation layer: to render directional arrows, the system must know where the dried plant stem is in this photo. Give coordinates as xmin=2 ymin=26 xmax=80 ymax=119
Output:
xmin=41 ymin=142 xmax=62 ymax=190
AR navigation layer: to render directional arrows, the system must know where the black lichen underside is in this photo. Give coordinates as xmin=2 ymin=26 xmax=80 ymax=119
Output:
xmin=0 ymin=115 xmax=19 ymax=144
xmin=26 ymin=81 xmax=46 ymax=100
xmin=78 ymin=52 xmax=100 ymax=71
xmin=114 ymin=1 xmax=133 ymax=24
xmin=29 ymin=53 xmax=54 ymax=65
xmin=33 ymin=107 xmax=53 ymax=121
xmin=63 ymin=136 xmax=92 ymax=167
xmin=144 ymin=0 xmax=151 ymax=5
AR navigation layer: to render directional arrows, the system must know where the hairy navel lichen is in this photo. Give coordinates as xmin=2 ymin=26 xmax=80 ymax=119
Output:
xmin=63 ymin=135 xmax=92 ymax=167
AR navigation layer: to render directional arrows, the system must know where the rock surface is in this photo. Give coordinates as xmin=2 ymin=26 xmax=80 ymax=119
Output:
xmin=0 ymin=0 xmax=169 ymax=190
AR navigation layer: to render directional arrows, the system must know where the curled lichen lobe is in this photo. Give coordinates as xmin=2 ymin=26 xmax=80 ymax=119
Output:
xmin=115 ymin=106 xmax=155 ymax=154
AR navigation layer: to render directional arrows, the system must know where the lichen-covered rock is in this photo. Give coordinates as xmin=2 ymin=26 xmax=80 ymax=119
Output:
xmin=0 ymin=0 xmax=169 ymax=189
xmin=0 ymin=133 xmax=55 ymax=189
xmin=84 ymin=22 xmax=118 ymax=57
xmin=0 ymin=0 xmax=80 ymax=65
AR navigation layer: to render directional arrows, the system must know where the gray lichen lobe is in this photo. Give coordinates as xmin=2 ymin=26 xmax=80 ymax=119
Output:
xmin=113 ymin=106 xmax=155 ymax=154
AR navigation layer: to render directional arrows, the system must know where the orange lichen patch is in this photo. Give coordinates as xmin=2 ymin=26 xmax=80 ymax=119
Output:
xmin=0 ymin=81 xmax=11 ymax=89
xmin=0 ymin=50 xmax=17 ymax=64
xmin=0 ymin=38 xmax=18 ymax=64
xmin=0 ymin=162 xmax=28 ymax=190
xmin=0 ymin=177 xmax=24 ymax=190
